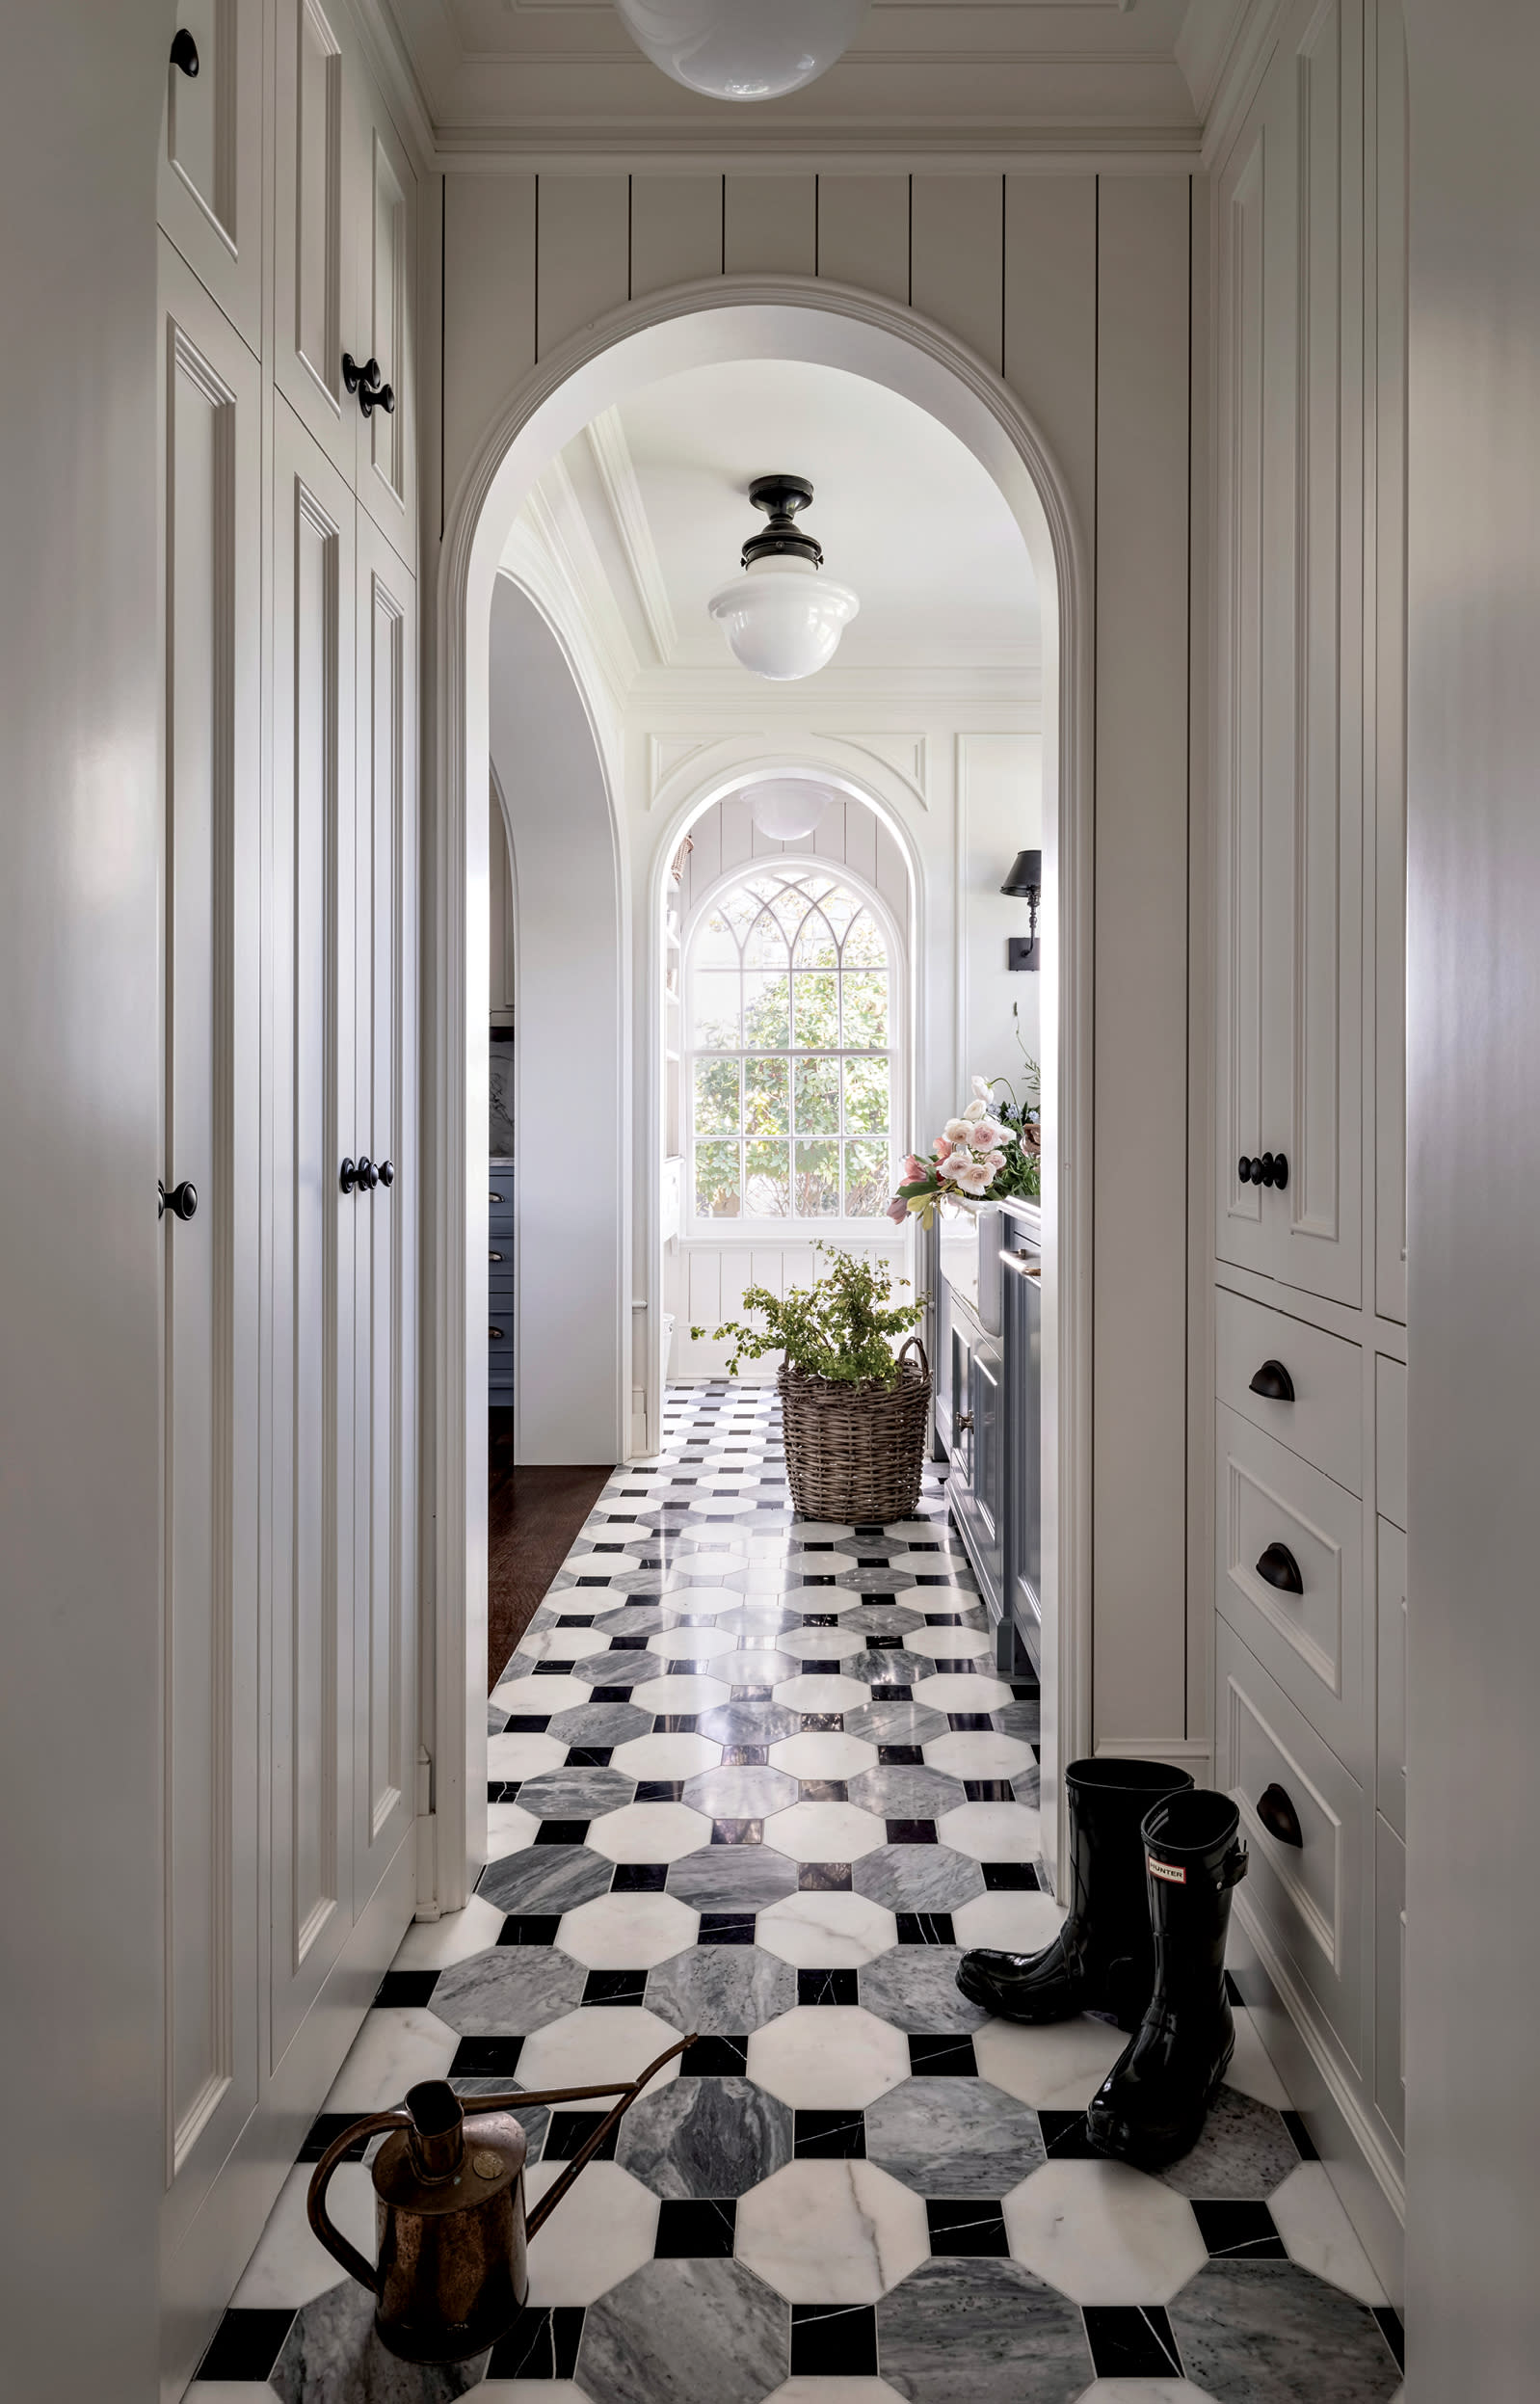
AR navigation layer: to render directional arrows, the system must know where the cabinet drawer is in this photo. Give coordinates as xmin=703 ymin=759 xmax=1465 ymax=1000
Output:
xmin=1373 ymin=1813 xmax=1406 ymax=2154
xmin=1216 ymin=1621 xmax=1367 ymax=2070
xmin=1215 ymin=1285 xmax=1363 ymax=1493
xmin=1374 ymin=1354 xmax=1407 ymax=1532
xmin=1376 ymin=1517 xmax=1407 ymax=1837
xmin=1215 ymin=1404 xmax=1368 ymax=1768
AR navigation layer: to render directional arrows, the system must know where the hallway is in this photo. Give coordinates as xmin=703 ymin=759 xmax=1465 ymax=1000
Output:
xmin=191 ymin=1387 xmax=1403 ymax=2403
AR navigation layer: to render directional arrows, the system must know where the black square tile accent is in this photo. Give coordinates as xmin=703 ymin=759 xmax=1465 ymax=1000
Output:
xmin=487 ymin=2305 xmax=584 ymax=2380
xmin=789 ymin=2302 xmax=879 ymax=2376
xmin=535 ymin=1818 xmax=591 ymax=1846
xmin=611 ymin=1861 xmax=669 ymax=1892
xmin=887 ymin=1818 xmax=938 ymax=1845
xmin=797 ymin=1777 xmax=849 ymax=1803
xmin=544 ymin=2109 xmax=620 ymax=2162
xmin=794 ymin=2108 xmax=866 ymax=2158
xmin=924 ymin=1613 xmax=966 ymax=1627
xmin=799 ymin=1712 xmax=844 ymax=1732
xmin=925 ymin=2198 xmax=1010 ymax=2257
xmin=801 ymin=1541 xmax=836 ymax=1553
xmin=1036 ymin=2110 xmax=1102 ymax=2160
xmin=711 ymin=1818 xmax=764 ymax=1845
xmin=487 ymin=1781 xmax=521 ymax=1804
xmin=610 ymin=1634 xmax=651 ymax=1652
xmin=802 ymin=1659 xmax=840 ymax=1675
xmin=855 ymin=1555 xmax=889 ymax=1569
xmin=1374 ymin=2307 xmax=1405 ymax=2370
xmin=798 ymin=1861 xmax=853 ymax=1891
xmin=801 ymin=1574 xmax=838 ymax=1587
xmin=450 ymin=2036 xmax=524 ymax=2078
xmin=1283 ymin=2108 xmax=1320 ymax=2161
xmin=872 ymin=1684 xmax=913 ymax=1704
xmin=557 ymin=1613 xmax=596 ymax=1627
xmin=677 ymin=2035 xmax=750 ymax=2076
xmin=374 ymin=1968 xmax=438 ymax=2007
xmin=879 ymin=1744 xmax=924 ymax=1765
xmin=964 ymin=1779 xmax=1018 ymax=1803
xmin=896 ymin=1911 xmax=956 ymax=1946
xmin=799 ymin=1967 xmax=859 ymax=2006
xmin=908 ymin=2034 xmax=978 ymax=2076
xmin=197 ymin=2309 xmax=297 ymax=2382
xmin=700 ymin=1911 xmax=757 ymax=1945
xmin=947 ymin=1712 xmax=994 ymax=1733
xmin=591 ymin=1687 xmax=638 ymax=1705
xmin=502 ymin=1714 xmax=551 ymax=1734
xmin=298 ymin=2112 xmax=371 ymax=2165
xmin=654 ymin=1714 xmax=700 ymax=1733
xmin=566 ymin=1745 xmax=614 ymax=1769
xmin=591 ymin=1541 xmax=626 ymax=1552
xmin=1011 ymin=1680 xmax=1040 ymax=1701
xmin=637 ymin=1779 xmax=687 ymax=1803
xmin=654 ymin=2198 xmax=737 ymax=2258
xmin=1084 ymin=2306 xmax=1183 ymax=2379
xmin=575 ymin=1574 xmax=613 ymax=1587
xmin=853 ymin=1526 xmax=886 ymax=1540
xmin=865 ymin=1635 xmax=902 ymax=1652
xmin=499 ymin=1913 xmax=563 ymax=1947
xmin=801 ymin=1613 xmax=840 ymax=1628
xmin=982 ymin=1861 xmax=1040 ymax=1890
xmin=1192 ymin=2201 xmax=1288 ymax=2260
xmin=861 ymin=1590 xmax=898 ymax=1606
xmin=583 ymin=1969 xmax=648 ymax=2006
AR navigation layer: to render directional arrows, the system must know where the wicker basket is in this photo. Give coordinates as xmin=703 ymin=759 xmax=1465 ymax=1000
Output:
xmin=778 ymin=1338 xmax=932 ymax=1524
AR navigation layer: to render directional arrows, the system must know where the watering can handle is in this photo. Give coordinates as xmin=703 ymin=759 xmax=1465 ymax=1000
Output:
xmin=306 ymin=2107 xmax=411 ymax=2293
xmin=518 ymin=2033 xmax=696 ymax=2240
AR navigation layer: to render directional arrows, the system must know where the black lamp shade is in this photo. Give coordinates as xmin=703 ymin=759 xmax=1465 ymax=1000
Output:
xmin=1000 ymin=848 xmax=1042 ymax=898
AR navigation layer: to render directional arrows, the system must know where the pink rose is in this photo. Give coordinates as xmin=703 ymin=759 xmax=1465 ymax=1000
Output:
xmin=886 ymin=1196 xmax=909 ymax=1225
xmin=904 ymin=1154 xmax=926 ymax=1183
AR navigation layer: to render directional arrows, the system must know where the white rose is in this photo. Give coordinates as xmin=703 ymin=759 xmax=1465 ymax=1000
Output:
xmin=969 ymin=1117 xmax=1005 ymax=1150
xmin=951 ymin=1157 xmax=993 ymax=1196
xmin=943 ymin=1117 xmax=972 ymax=1144
xmin=963 ymin=1100 xmax=988 ymax=1124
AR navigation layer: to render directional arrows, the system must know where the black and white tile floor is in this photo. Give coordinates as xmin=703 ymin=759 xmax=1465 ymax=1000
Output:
xmin=191 ymin=1384 xmax=1405 ymax=2404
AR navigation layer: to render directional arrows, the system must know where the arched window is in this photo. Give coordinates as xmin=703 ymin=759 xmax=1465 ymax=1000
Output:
xmin=686 ymin=864 xmax=898 ymax=1223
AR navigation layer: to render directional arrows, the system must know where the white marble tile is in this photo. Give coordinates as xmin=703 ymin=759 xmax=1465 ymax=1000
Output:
xmin=680 ymin=1493 xmax=756 ymax=1514
xmin=585 ymin=1800 xmax=714 ymax=1862
xmin=735 ymin=2158 xmax=929 ymax=2303
xmin=756 ymin=1890 xmax=898 ymax=1967
xmin=518 ymin=1625 xmax=612 ymax=1663
xmin=664 ymin=1551 xmax=749 ymax=1581
xmin=972 ymin=2014 xmax=1126 ymax=2109
xmin=1002 ymin=2160 xmax=1208 ymax=2305
xmin=950 ymin=1888 xmax=1066 ymax=1955
xmin=785 ymin=1624 xmax=868 ymax=1660
xmin=772 ymin=1672 xmax=871 ymax=1715
xmin=764 ymin=1798 xmax=888 ymax=1863
xmin=523 ymin=2158 xmax=659 ymax=2304
xmin=904 ymin=1625 xmax=992 ymax=1661
xmin=912 ymin=1671 xmax=1015 ymax=1714
xmin=937 ymin=1800 xmax=1041 ymax=1862
xmin=769 ymin=1729 xmax=880 ymax=1779
xmin=485 ymin=1802 xmax=541 ymax=1860
xmin=557 ymin=1890 xmax=700 ymax=1970
xmin=323 ymin=2007 xmax=457 ymax=2112
xmin=747 ymin=2004 xmax=910 ymax=2109
xmin=609 ymin=1730 xmax=720 ymax=1779
xmin=721 ymin=1646 xmax=797 ymax=1685
xmin=1267 ymin=2162 xmax=1389 ymax=2305
xmin=517 ymin=2004 xmax=687 ymax=2096
xmin=392 ymin=1894 xmax=507 ymax=1968
xmin=487 ymin=1730 xmax=569 ymax=1781
xmin=491 ymin=1672 xmax=592 ymax=1719
xmin=647 ymin=1623 xmax=738 ymax=1660
xmin=1073 ymin=2387 xmax=1219 ymax=2403
xmin=761 ymin=2385 xmax=906 ymax=2404
xmin=642 ymin=1672 xmax=734 ymax=1715
xmin=470 ymin=2386 xmax=590 ymax=2403
xmin=654 ymin=1583 xmax=743 ymax=1613
xmin=231 ymin=2161 xmax=374 ymax=2307
xmin=922 ymin=1731 xmax=1036 ymax=1780
xmin=1223 ymin=2004 xmax=1292 ymax=2110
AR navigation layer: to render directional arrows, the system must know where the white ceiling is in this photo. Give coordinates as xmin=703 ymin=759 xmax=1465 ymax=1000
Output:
xmin=513 ymin=356 xmax=1038 ymax=683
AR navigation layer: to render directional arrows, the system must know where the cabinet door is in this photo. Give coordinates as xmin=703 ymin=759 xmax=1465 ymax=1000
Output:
xmin=352 ymin=62 xmax=417 ymax=569
xmin=157 ymin=239 xmax=262 ymax=2249
xmin=270 ymin=400 xmax=356 ymax=2067
xmin=969 ymin=1339 xmax=1006 ymax=1610
xmin=275 ymin=0 xmax=356 ymax=480
xmin=1371 ymin=0 xmax=1408 ymax=1325
xmin=351 ymin=512 xmax=418 ymax=1910
xmin=158 ymin=0 xmax=265 ymax=352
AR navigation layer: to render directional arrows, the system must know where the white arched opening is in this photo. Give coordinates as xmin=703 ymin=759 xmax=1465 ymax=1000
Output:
xmin=433 ymin=280 xmax=1092 ymax=1911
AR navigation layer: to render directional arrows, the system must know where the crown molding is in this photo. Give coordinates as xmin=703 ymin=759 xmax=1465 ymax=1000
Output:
xmin=351 ymin=0 xmax=439 ymax=169
xmin=430 ymin=122 xmax=1204 ymax=169
xmin=1194 ymin=0 xmax=1288 ymax=168
xmin=584 ymin=408 xmax=677 ymax=666
xmin=506 ymin=457 xmax=642 ymax=703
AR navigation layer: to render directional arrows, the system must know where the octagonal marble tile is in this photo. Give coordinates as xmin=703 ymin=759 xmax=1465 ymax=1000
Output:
xmin=523 ymin=2157 xmax=659 ymax=2304
xmin=911 ymin=1672 xmax=1014 ymax=1715
xmin=936 ymin=1800 xmax=1041 ymax=1861
xmin=577 ymin=2256 xmax=788 ymax=2404
xmin=922 ymin=1729 xmax=1036 ymax=1781
xmin=735 ymin=2158 xmax=929 ymax=2303
xmin=617 ymin=2073 xmax=793 ymax=2199
xmin=1002 ymin=2159 xmax=1208 ymax=2305
xmin=863 ymin=2074 xmax=1045 ymax=2198
xmin=756 ymin=1889 xmax=898 ymax=1967
xmin=769 ymin=1728 xmax=879 ymax=1779
xmin=772 ymin=1672 xmax=872 ymax=1715
xmin=430 ymin=1947 xmax=587 ymax=2035
xmin=516 ymin=2003 xmax=686 ymax=2095
xmin=487 ymin=1730 xmax=569 ymax=1782
xmin=391 ymin=1892 xmax=505 ymax=1968
xmin=950 ymin=1887 xmax=1065 ymax=1955
xmin=609 ymin=1729 xmax=721 ymax=1780
xmin=747 ymin=2003 xmax=910 ymax=2109
xmin=972 ymin=2013 xmax=1127 ymax=2110
xmin=556 ymin=1888 xmax=700 ymax=1970
xmin=764 ymin=1799 xmax=888 ymax=1864
xmin=586 ymin=1800 xmax=714 ymax=1863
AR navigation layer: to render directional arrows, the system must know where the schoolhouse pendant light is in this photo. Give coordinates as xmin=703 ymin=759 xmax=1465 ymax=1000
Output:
xmin=744 ymin=779 xmax=834 ymax=843
xmin=613 ymin=0 xmax=870 ymax=101
xmin=708 ymin=475 xmax=860 ymax=682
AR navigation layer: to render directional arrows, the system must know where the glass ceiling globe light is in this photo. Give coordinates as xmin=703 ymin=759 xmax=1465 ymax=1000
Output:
xmin=708 ymin=475 xmax=860 ymax=682
xmin=613 ymin=0 xmax=870 ymax=101
xmin=743 ymin=779 xmax=834 ymax=843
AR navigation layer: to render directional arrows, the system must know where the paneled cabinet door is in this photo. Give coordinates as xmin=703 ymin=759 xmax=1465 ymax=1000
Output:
xmin=157 ymin=239 xmax=262 ymax=2248
xmin=269 ymin=398 xmax=358 ymax=2070
xmin=351 ymin=512 xmax=419 ymax=1910
xmin=1214 ymin=0 xmax=1365 ymax=1309
xmin=158 ymin=0 xmax=265 ymax=353
xmin=351 ymin=62 xmax=417 ymax=570
xmin=275 ymin=0 xmax=358 ymax=481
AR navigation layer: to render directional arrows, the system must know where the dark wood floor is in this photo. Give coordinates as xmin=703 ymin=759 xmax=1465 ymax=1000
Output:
xmin=487 ymin=1410 xmax=614 ymax=1690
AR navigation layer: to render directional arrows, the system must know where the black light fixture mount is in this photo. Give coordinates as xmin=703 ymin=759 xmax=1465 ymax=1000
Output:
xmin=740 ymin=474 xmax=824 ymax=570
xmin=1002 ymin=847 xmax=1042 ymax=971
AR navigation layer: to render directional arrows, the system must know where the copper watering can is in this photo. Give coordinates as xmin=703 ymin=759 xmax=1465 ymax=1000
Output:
xmin=306 ymin=2032 xmax=694 ymax=2364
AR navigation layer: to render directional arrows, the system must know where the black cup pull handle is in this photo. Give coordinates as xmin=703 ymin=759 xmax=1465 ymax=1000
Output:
xmin=170 ymin=27 xmax=199 ymax=75
xmin=1257 ymin=1782 xmax=1304 ymax=1848
xmin=1248 ymin=1358 xmax=1295 ymax=1403
xmin=1255 ymin=1541 xmax=1304 ymax=1594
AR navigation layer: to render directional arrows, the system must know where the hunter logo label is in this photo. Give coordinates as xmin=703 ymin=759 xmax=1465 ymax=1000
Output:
xmin=1148 ymin=1856 xmax=1187 ymax=1883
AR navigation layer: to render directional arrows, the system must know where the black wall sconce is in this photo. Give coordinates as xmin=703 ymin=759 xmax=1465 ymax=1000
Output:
xmin=1002 ymin=848 xmax=1042 ymax=971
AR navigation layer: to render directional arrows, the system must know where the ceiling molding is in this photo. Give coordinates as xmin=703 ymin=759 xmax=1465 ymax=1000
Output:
xmin=1194 ymin=0 xmax=1288 ymax=167
xmin=506 ymin=456 xmax=642 ymax=702
xmin=584 ymin=408 xmax=678 ymax=666
xmin=352 ymin=0 xmax=439 ymax=167
xmin=428 ymin=122 xmax=1204 ymax=167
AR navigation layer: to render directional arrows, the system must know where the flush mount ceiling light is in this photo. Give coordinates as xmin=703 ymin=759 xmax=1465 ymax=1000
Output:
xmin=743 ymin=779 xmax=835 ymax=843
xmin=708 ymin=475 xmax=860 ymax=682
xmin=613 ymin=0 xmax=870 ymax=101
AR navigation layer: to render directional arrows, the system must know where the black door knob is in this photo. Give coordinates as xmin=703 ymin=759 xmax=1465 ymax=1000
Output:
xmin=159 ymin=1179 xmax=198 ymax=1221
xmin=170 ymin=27 xmax=199 ymax=74
xmin=359 ymin=377 xmax=394 ymax=419
xmin=377 ymin=1159 xmax=394 ymax=1188
xmin=1256 ymin=1782 xmax=1304 ymax=1847
xmin=1268 ymin=1151 xmax=1289 ymax=1190
xmin=358 ymin=1156 xmax=378 ymax=1189
xmin=339 ymin=1157 xmax=358 ymax=1194
xmin=341 ymin=352 xmax=368 ymax=395
xmin=1238 ymin=1155 xmax=1264 ymax=1184
xmin=1248 ymin=1358 xmax=1296 ymax=1402
xmin=1255 ymin=1541 xmax=1304 ymax=1594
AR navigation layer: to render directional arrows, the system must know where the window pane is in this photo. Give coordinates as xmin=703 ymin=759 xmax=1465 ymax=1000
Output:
xmin=841 ymin=970 xmax=889 ymax=1048
xmin=842 ymin=910 xmax=887 ymax=968
xmin=743 ymin=972 xmax=790 ymax=1049
xmin=693 ymin=910 xmax=738 ymax=969
xmin=793 ymin=971 xmax=838 ymax=1048
xmin=745 ymin=1140 xmax=790 ymax=1216
xmin=743 ymin=907 xmax=788 ymax=970
xmin=792 ymin=907 xmax=838 ymax=969
xmin=695 ymin=1141 xmax=741 ymax=1219
xmin=794 ymin=1055 xmax=839 ymax=1134
xmin=694 ymin=1056 xmax=740 ymax=1135
xmin=843 ymin=1055 xmax=889 ymax=1135
xmin=744 ymin=1055 xmax=789 ymax=1135
xmin=823 ymin=885 xmax=861 ymax=945
xmin=692 ymin=970 xmax=740 ymax=1047
xmin=844 ymin=1139 xmax=890 ymax=1218
xmin=794 ymin=1139 xmax=840 ymax=1216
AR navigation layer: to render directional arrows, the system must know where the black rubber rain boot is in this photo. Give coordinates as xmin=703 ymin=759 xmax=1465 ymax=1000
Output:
xmin=1083 ymin=1787 xmax=1249 ymax=2168
xmin=956 ymin=1758 xmax=1195 ymax=2030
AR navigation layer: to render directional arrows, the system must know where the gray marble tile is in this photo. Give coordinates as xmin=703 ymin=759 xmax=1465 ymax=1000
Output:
xmin=845 ymin=1648 xmax=939 ymax=1689
xmin=487 ymin=1703 xmax=509 ymax=1736
xmin=545 ymin=1699 xmax=654 ymax=1747
xmin=852 ymin=1844 xmax=986 ymax=1912
xmin=1168 ymin=2259 xmax=1403 ymax=2401
xmin=591 ymin=1603 xmax=669 ymax=1637
xmin=666 ymin=1844 xmax=800 ymax=1911
xmin=858 ymin=1947 xmax=989 ymax=2034
xmin=698 ymin=1700 xmax=802 ymax=1747
xmin=847 ymin=1765 xmax=968 ymax=1820
xmin=429 ymin=1946 xmax=586 ymax=2035
xmin=996 ymin=1699 xmax=1041 ymax=1742
xmin=646 ymin=1941 xmax=795 ymax=2033
xmin=476 ymin=1844 xmax=613 ymax=1916
xmin=1013 ymin=1765 xmax=1042 ymax=1808
xmin=682 ymin=1763 xmax=798 ymax=1819
xmin=1157 ymin=2086 xmax=1303 ymax=2200
xmin=577 ymin=2255 xmax=788 ymax=2404
xmin=842 ymin=1698 xmax=950 ymax=1748
xmin=270 ymin=2279 xmax=490 ymax=2403
xmin=836 ymin=1602 xmax=923 ymax=1638
xmin=513 ymin=1767 xmax=636 ymax=1819
xmin=864 ymin=2074 xmax=1046 ymax=2196
xmin=875 ymin=2256 xmax=1091 ymax=2404
xmin=617 ymin=2073 xmax=793 ymax=2198
xmin=447 ymin=2078 xmax=549 ymax=2159
xmin=571 ymin=1652 xmax=667 ymax=1692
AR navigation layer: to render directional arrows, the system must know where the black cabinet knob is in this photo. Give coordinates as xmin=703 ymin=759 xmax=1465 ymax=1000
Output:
xmin=1255 ymin=1541 xmax=1304 ymax=1594
xmin=170 ymin=28 xmax=199 ymax=75
xmin=357 ymin=1156 xmax=379 ymax=1189
xmin=490 ymin=1325 xmax=507 ymax=1342
xmin=341 ymin=354 xmax=394 ymax=417
xmin=1269 ymin=1151 xmax=1289 ymax=1190
xmin=159 ymin=1178 xmax=198 ymax=1221
xmin=377 ymin=1159 xmax=394 ymax=1188
xmin=1238 ymin=1152 xmax=1290 ymax=1191
xmin=1248 ymin=1358 xmax=1295 ymax=1402
xmin=339 ymin=1157 xmax=358 ymax=1194
xmin=341 ymin=352 xmax=367 ymax=395
xmin=1256 ymin=1781 xmax=1305 ymax=1847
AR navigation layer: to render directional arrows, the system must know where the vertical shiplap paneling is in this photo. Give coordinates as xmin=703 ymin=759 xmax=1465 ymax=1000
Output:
xmin=724 ymin=174 xmax=817 ymax=275
xmin=843 ymin=801 xmax=878 ymax=889
xmin=687 ymin=805 xmax=721 ymax=901
xmin=1003 ymin=174 xmax=1099 ymax=549
xmin=876 ymin=821 xmax=909 ymax=919
xmin=911 ymin=175 xmax=1004 ymax=371
xmin=719 ymin=792 xmax=757 ymax=872
xmin=442 ymin=174 xmax=535 ymax=515
xmin=816 ymin=175 xmax=910 ymax=302
xmin=630 ymin=174 xmax=725 ymax=296
xmin=813 ymin=797 xmax=849 ymax=863
xmin=1092 ymin=174 xmax=1192 ymax=1749
xmin=536 ymin=174 xmax=630 ymax=359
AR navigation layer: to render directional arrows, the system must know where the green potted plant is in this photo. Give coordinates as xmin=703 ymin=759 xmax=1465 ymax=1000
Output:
xmin=693 ymin=1244 xmax=931 ymax=1523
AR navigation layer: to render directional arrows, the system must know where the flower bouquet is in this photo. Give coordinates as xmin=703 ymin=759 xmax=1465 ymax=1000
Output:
xmin=889 ymin=1064 xmax=1042 ymax=1232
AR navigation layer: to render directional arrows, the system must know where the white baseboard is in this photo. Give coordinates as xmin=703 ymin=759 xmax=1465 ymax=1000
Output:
xmin=1093 ymin=1736 xmax=1214 ymax=1777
